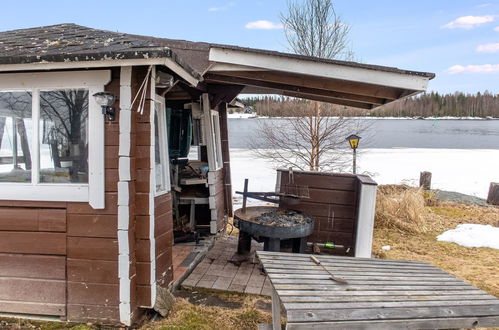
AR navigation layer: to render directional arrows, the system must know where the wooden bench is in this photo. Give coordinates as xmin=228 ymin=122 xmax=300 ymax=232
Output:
xmin=257 ymin=251 xmax=499 ymax=329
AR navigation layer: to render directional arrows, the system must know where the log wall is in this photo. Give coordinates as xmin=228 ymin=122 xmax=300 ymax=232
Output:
xmin=0 ymin=69 xmax=123 ymax=324
xmin=133 ymin=67 xmax=174 ymax=308
xmin=64 ymin=67 xmax=122 ymax=323
xmin=0 ymin=66 xmax=175 ymax=325
xmin=0 ymin=206 xmax=67 ymax=317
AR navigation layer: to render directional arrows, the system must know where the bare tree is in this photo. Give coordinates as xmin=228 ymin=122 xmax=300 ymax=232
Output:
xmin=251 ymin=100 xmax=367 ymax=171
xmin=281 ymin=0 xmax=353 ymax=60
xmin=251 ymin=0 xmax=361 ymax=172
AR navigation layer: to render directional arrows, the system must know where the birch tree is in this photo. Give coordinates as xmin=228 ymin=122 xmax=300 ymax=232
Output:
xmin=252 ymin=0 xmax=361 ymax=172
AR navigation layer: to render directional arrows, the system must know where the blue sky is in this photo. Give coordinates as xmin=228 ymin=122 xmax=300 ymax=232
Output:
xmin=1 ymin=0 xmax=498 ymax=94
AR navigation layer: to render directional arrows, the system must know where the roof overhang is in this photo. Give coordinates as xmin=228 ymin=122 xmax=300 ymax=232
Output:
xmin=206 ymin=47 xmax=434 ymax=109
xmin=0 ymin=57 xmax=200 ymax=87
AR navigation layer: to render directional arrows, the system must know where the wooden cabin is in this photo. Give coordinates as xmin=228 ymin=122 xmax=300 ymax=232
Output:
xmin=0 ymin=24 xmax=434 ymax=326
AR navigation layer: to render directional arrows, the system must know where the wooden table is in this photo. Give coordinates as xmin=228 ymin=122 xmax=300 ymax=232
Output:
xmin=257 ymin=251 xmax=499 ymax=330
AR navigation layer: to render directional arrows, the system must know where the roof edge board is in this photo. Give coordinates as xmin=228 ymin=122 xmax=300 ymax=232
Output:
xmin=209 ymin=47 xmax=430 ymax=92
xmin=0 ymin=58 xmax=199 ymax=87
xmin=209 ymin=63 xmax=268 ymax=72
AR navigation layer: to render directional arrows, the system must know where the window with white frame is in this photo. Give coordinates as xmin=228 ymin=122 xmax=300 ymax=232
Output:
xmin=154 ymin=96 xmax=170 ymax=195
xmin=210 ymin=110 xmax=223 ymax=170
xmin=0 ymin=70 xmax=110 ymax=208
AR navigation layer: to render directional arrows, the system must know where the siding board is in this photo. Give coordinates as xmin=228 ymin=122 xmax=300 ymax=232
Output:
xmin=0 ymin=232 xmax=66 ymax=255
xmin=0 ymin=208 xmax=65 ymax=232
xmin=67 ymin=282 xmax=119 ymax=306
xmin=0 ymin=278 xmax=65 ymax=304
xmin=0 ymin=254 xmax=65 ymax=279
xmin=67 ymin=304 xmax=119 ymax=323
xmin=67 ymin=237 xmax=118 ymax=261
xmin=67 ymin=214 xmax=117 ymax=238
xmin=0 ymin=300 xmax=65 ymax=316
xmin=67 ymin=259 xmax=118 ymax=284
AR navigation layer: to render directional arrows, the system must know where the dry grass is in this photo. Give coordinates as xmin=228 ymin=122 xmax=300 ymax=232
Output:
xmin=140 ymin=290 xmax=272 ymax=330
xmin=373 ymin=185 xmax=499 ymax=298
xmin=375 ymin=185 xmax=432 ymax=233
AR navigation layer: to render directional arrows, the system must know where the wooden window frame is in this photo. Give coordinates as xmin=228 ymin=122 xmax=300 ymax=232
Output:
xmin=153 ymin=95 xmax=171 ymax=196
xmin=210 ymin=110 xmax=223 ymax=170
xmin=0 ymin=70 xmax=111 ymax=208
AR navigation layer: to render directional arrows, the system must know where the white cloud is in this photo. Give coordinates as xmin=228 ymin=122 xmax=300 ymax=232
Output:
xmin=476 ymin=43 xmax=499 ymax=52
xmin=442 ymin=15 xmax=496 ymax=29
xmin=494 ymin=26 xmax=499 ymax=32
xmin=208 ymin=2 xmax=235 ymax=12
xmin=447 ymin=64 xmax=499 ymax=74
xmin=245 ymin=20 xmax=283 ymax=30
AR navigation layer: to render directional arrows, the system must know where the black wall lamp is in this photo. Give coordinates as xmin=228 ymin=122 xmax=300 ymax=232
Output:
xmin=93 ymin=92 xmax=116 ymax=121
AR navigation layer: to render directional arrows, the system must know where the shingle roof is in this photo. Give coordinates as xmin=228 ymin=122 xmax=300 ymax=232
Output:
xmin=0 ymin=23 xmax=435 ymax=80
xmin=0 ymin=23 xmax=172 ymax=62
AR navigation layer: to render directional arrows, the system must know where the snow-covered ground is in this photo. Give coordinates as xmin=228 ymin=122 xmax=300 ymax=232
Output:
xmin=230 ymin=148 xmax=499 ymax=207
xmin=227 ymin=113 xmax=259 ymax=119
xmin=437 ymin=224 xmax=499 ymax=249
xmin=227 ymin=114 xmax=498 ymax=120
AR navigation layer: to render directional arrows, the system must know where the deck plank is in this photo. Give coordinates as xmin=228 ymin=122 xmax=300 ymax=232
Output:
xmin=257 ymin=251 xmax=499 ymax=329
xmin=279 ymin=294 xmax=497 ymax=303
xmin=287 ymin=305 xmax=499 ymax=322
xmin=285 ymin=316 xmax=499 ymax=330
xmin=284 ymin=299 xmax=499 ymax=310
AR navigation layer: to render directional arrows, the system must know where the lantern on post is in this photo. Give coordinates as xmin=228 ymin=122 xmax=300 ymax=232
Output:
xmin=345 ymin=134 xmax=361 ymax=174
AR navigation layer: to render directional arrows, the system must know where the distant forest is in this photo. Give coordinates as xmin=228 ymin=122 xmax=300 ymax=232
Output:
xmin=242 ymin=92 xmax=499 ymax=118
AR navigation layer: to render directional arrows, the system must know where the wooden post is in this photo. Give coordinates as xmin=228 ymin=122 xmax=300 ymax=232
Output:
xmin=487 ymin=182 xmax=499 ymax=205
xmin=352 ymin=148 xmax=357 ymax=174
xmin=419 ymin=171 xmax=432 ymax=190
xmin=242 ymin=178 xmax=248 ymax=212
xmin=271 ymin=287 xmax=282 ymax=330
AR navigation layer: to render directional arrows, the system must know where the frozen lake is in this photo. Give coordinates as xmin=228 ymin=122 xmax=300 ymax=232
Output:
xmin=228 ymin=118 xmax=499 ymax=149
xmin=227 ymin=118 xmax=499 ymax=202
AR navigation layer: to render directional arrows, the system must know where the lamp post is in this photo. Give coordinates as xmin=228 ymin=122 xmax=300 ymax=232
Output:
xmin=345 ymin=134 xmax=361 ymax=174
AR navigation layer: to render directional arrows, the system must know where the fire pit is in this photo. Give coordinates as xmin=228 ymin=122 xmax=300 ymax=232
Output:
xmin=234 ymin=206 xmax=314 ymax=253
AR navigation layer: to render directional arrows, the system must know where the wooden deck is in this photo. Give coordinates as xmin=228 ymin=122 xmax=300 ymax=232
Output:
xmin=257 ymin=251 xmax=499 ymax=330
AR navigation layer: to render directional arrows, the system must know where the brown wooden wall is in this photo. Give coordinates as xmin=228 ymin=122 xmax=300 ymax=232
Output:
xmin=133 ymin=67 xmax=174 ymax=308
xmin=0 ymin=204 xmax=67 ymax=317
xmin=0 ymin=66 xmax=178 ymax=325
xmin=0 ymin=70 xmax=122 ymax=323
xmin=65 ymin=67 xmax=122 ymax=323
xmin=278 ymin=170 xmax=359 ymax=256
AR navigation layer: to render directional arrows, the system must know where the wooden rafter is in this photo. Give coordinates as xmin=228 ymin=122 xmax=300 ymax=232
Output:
xmin=205 ymin=73 xmax=384 ymax=105
xmin=204 ymin=73 xmax=374 ymax=109
xmin=208 ymin=70 xmax=405 ymax=100
xmin=280 ymin=91 xmax=373 ymax=109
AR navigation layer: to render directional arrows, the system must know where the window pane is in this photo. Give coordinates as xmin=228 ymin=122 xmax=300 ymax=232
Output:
xmin=155 ymin=110 xmax=165 ymax=192
xmin=39 ymin=89 xmax=89 ymax=183
xmin=0 ymin=91 xmax=32 ymax=182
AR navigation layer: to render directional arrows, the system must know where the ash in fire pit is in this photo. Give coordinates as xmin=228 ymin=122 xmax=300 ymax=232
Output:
xmin=253 ymin=209 xmax=313 ymax=227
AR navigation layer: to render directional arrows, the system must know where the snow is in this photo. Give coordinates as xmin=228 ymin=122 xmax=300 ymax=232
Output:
xmin=437 ymin=224 xmax=499 ymax=249
xmin=230 ymin=149 xmax=278 ymax=208
xmin=226 ymin=115 xmax=498 ymax=120
xmin=356 ymin=148 xmax=499 ymax=198
xmin=229 ymin=148 xmax=499 ymax=208
xmin=227 ymin=113 xmax=258 ymax=119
